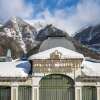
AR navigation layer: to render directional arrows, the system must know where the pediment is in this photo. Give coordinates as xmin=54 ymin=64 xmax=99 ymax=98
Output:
xmin=29 ymin=47 xmax=84 ymax=60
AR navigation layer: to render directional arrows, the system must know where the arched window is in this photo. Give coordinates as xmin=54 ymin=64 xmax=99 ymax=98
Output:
xmin=39 ymin=74 xmax=75 ymax=100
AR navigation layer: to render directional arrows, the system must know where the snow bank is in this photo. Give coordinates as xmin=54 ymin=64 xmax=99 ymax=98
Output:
xmin=0 ymin=61 xmax=31 ymax=77
xmin=82 ymin=60 xmax=100 ymax=76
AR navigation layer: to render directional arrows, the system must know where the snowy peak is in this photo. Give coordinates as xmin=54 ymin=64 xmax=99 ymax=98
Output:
xmin=25 ymin=20 xmax=47 ymax=31
xmin=0 ymin=17 xmax=38 ymax=57
xmin=74 ymin=24 xmax=100 ymax=53
xmin=0 ymin=17 xmax=100 ymax=59
xmin=4 ymin=17 xmax=37 ymax=52
xmin=4 ymin=16 xmax=25 ymax=28
xmin=4 ymin=16 xmax=36 ymax=33
xmin=36 ymin=24 xmax=69 ymax=41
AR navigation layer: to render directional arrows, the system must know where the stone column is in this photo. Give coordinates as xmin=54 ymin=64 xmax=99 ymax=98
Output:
xmin=97 ymin=86 xmax=100 ymax=100
xmin=11 ymin=83 xmax=18 ymax=100
xmin=32 ymin=76 xmax=42 ymax=100
xmin=32 ymin=86 xmax=39 ymax=100
xmin=75 ymin=86 xmax=82 ymax=100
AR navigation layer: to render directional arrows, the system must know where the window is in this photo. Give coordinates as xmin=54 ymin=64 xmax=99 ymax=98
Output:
xmin=18 ymin=86 xmax=32 ymax=100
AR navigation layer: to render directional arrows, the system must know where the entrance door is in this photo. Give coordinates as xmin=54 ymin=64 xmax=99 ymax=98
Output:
xmin=39 ymin=74 xmax=75 ymax=100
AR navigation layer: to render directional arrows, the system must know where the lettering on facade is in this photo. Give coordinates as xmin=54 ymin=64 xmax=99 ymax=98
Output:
xmin=32 ymin=50 xmax=82 ymax=73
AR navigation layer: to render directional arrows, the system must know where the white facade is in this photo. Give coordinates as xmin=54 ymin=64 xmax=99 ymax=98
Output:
xmin=0 ymin=47 xmax=100 ymax=100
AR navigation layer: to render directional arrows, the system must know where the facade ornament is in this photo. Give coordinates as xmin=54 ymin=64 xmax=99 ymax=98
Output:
xmin=50 ymin=50 xmax=62 ymax=59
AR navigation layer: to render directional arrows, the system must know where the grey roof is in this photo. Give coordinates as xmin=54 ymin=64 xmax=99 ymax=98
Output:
xmin=39 ymin=37 xmax=76 ymax=52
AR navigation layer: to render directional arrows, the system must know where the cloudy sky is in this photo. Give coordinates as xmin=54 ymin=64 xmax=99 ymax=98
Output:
xmin=0 ymin=0 xmax=100 ymax=35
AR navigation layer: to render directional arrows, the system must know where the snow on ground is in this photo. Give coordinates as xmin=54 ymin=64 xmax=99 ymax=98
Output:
xmin=82 ymin=60 xmax=100 ymax=76
xmin=0 ymin=61 xmax=31 ymax=77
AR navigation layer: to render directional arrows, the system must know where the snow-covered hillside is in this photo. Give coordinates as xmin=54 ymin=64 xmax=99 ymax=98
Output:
xmin=0 ymin=17 xmax=100 ymax=59
xmin=0 ymin=17 xmax=37 ymax=53
xmin=74 ymin=24 xmax=100 ymax=53
xmin=25 ymin=19 xmax=47 ymax=31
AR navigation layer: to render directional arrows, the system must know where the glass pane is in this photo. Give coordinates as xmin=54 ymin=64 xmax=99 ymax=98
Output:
xmin=82 ymin=86 xmax=97 ymax=100
xmin=39 ymin=74 xmax=75 ymax=100
xmin=18 ymin=86 xmax=32 ymax=100
xmin=0 ymin=86 xmax=11 ymax=100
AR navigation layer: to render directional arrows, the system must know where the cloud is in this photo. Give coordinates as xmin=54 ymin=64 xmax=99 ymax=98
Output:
xmin=68 ymin=0 xmax=100 ymax=34
xmin=31 ymin=0 xmax=100 ymax=35
xmin=1 ymin=0 xmax=100 ymax=36
xmin=0 ymin=0 xmax=33 ymax=22
xmin=56 ymin=0 xmax=65 ymax=7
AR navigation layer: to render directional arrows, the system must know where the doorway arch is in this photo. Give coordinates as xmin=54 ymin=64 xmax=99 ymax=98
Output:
xmin=39 ymin=74 xmax=75 ymax=100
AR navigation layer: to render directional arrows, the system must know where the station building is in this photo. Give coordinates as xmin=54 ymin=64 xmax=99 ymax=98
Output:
xmin=0 ymin=33 xmax=100 ymax=100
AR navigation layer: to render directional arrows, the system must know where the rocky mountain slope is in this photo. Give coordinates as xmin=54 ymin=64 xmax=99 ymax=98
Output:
xmin=74 ymin=24 xmax=100 ymax=53
xmin=36 ymin=24 xmax=70 ymax=41
xmin=0 ymin=35 xmax=23 ymax=59
xmin=28 ymin=24 xmax=100 ymax=60
xmin=0 ymin=17 xmax=37 ymax=58
xmin=0 ymin=17 xmax=100 ymax=59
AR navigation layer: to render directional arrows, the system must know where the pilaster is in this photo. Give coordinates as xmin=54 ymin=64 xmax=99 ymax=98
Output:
xmin=97 ymin=86 xmax=100 ymax=100
xmin=75 ymin=86 xmax=82 ymax=100
xmin=11 ymin=83 xmax=18 ymax=100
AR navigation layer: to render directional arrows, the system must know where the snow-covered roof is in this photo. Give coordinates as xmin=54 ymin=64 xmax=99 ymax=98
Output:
xmin=0 ymin=61 xmax=31 ymax=77
xmin=82 ymin=60 xmax=100 ymax=76
xmin=29 ymin=47 xmax=84 ymax=60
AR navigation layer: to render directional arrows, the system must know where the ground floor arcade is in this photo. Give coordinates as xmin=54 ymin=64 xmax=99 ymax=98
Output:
xmin=0 ymin=74 xmax=100 ymax=100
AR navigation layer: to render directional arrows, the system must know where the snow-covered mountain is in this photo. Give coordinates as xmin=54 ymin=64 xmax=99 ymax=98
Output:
xmin=25 ymin=20 xmax=47 ymax=31
xmin=0 ymin=17 xmax=37 ymax=54
xmin=36 ymin=24 xmax=69 ymax=41
xmin=74 ymin=24 xmax=100 ymax=53
xmin=0 ymin=17 xmax=100 ymax=59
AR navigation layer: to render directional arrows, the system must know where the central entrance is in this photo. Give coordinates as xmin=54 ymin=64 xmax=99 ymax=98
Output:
xmin=39 ymin=74 xmax=75 ymax=100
